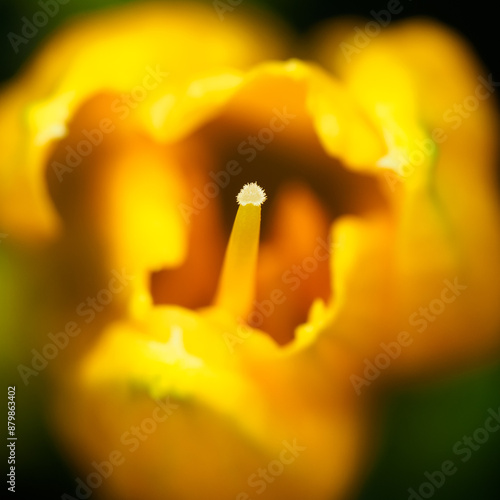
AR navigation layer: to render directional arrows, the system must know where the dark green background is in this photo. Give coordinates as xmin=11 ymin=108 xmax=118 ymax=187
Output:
xmin=1 ymin=1 xmax=499 ymax=499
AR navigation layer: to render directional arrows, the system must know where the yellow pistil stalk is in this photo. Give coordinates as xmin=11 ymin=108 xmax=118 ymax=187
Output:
xmin=215 ymin=182 xmax=266 ymax=319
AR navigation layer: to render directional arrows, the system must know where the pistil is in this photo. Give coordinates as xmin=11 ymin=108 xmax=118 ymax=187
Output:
xmin=215 ymin=182 xmax=266 ymax=318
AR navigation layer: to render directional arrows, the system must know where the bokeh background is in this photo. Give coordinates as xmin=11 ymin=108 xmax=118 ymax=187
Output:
xmin=1 ymin=0 xmax=499 ymax=499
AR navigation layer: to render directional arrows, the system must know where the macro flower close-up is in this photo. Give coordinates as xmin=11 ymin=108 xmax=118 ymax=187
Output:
xmin=1 ymin=1 xmax=500 ymax=499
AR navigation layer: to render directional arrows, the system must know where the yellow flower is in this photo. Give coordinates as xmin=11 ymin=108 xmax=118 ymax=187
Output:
xmin=1 ymin=3 xmax=500 ymax=500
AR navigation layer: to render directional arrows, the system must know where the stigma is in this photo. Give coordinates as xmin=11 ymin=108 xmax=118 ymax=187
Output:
xmin=215 ymin=182 xmax=266 ymax=318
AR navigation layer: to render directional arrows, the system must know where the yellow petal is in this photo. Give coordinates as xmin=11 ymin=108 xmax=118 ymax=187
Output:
xmin=55 ymin=305 xmax=372 ymax=500
xmin=312 ymin=18 xmax=500 ymax=377
xmin=0 ymin=2 xmax=290 ymax=241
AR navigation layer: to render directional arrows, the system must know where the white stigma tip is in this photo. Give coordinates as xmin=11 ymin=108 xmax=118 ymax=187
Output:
xmin=237 ymin=182 xmax=266 ymax=206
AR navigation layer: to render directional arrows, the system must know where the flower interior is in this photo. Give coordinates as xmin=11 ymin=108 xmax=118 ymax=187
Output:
xmin=149 ymin=89 xmax=388 ymax=345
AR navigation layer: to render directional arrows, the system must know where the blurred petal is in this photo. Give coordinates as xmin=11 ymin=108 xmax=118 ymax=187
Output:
xmin=0 ymin=1 xmax=290 ymax=240
xmin=55 ymin=305 xmax=373 ymax=500
xmin=312 ymin=18 xmax=500 ymax=376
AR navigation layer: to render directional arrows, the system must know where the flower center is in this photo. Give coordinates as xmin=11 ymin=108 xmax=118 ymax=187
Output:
xmin=150 ymin=108 xmax=387 ymax=345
